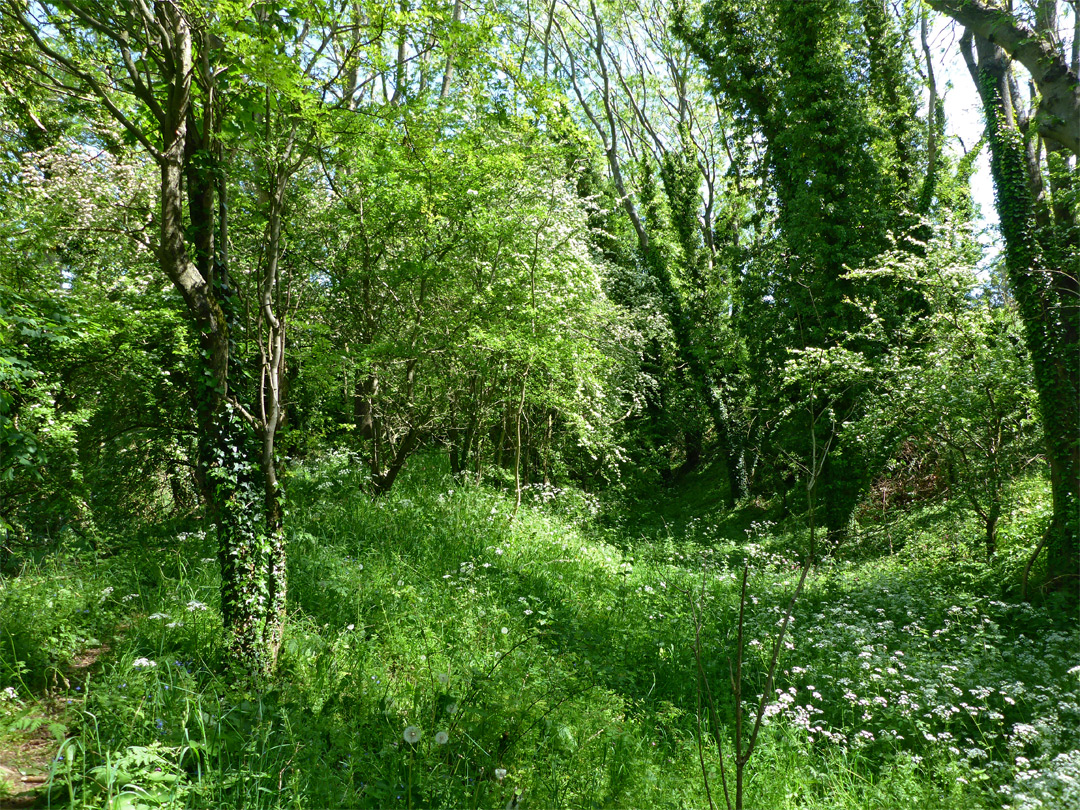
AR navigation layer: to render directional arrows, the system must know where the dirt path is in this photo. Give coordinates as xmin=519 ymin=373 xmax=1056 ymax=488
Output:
xmin=0 ymin=646 xmax=108 ymax=808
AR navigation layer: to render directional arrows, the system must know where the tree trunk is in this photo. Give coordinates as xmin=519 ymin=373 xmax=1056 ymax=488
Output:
xmin=986 ymin=500 xmax=1000 ymax=559
xmin=354 ymin=373 xmax=378 ymax=438
xmin=373 ymin=426 xmax=423 ymax=496
xmin=965 ymin=31 xmax=1079 ymax=585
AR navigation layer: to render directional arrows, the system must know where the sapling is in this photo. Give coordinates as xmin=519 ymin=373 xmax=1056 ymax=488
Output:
xmin=691 ymin=341 xmax=849 ymax=809
xmin=691 ymin=549 xmax=812 ymax=810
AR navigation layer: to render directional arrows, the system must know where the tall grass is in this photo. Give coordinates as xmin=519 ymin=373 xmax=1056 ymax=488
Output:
xmin=0 ymin=454 xmax=1075 ymax=809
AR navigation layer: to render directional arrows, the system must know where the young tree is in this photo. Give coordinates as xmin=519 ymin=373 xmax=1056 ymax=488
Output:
xmin=309 ymin=107 xmax=629 ymax=496
xmin=1 ymin=0 xmax=338 ymax=674
xmin=851 ymin=236 xmax=1043 ymax=560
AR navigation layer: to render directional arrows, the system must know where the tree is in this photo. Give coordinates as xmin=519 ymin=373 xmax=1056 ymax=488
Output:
xmin=0 ymin=135 xmax=198 ymax=543
xmin=928 ymin=0 xmax=1078 ymax=585
xmin=1 ymin=0 xmax=340 ymax=674
xmin=679 ymin=0 xmax=929 ymax=541
xmin=927 ymin=0 xmax=1079 ymax=153
xmin=308 ymin=108 xmax=630 ymax=497
xmin=920 ymin=298 xmax=1039 ymax=558
xmin=850 ymin=233 xmax=1043 ymax=560
xmin=546 ymin=0 xmax=750 ymax=492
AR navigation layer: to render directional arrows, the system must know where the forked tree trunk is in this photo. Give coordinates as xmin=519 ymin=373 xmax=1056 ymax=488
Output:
xmin=965 ymin=30 xmax=1079 ymax=587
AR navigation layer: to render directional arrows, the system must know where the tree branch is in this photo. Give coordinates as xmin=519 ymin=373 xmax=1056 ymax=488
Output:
xmin=928 ymin=0 xmax=1079 ymax=153
xmin=7 ymin=4 xmax=164 ymax=160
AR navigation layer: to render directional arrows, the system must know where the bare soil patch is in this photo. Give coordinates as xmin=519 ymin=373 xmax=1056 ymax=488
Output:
xmin=0 ymin=645 xmax=109 ymax=808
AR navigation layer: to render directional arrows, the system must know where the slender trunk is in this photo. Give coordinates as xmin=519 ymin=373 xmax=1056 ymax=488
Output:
xmin=918 ymin=10 xmax=941 ymax=214
xmin=373 ymin=426 xmax=423 ymax=495
xmin=986 ymin=501 xmax=1000 ymax=559
xmin=439 ymin=0 xmax=462 ymax=98
xmin=513 ymin=373 xmax=528 ymax=517
xmin=354 ymin=373 xmax=378 ymax=438
xmin=390 ymin=0 xmax=408 ymax=105
xmin=542 ymin=410 xmax=553 ymax=486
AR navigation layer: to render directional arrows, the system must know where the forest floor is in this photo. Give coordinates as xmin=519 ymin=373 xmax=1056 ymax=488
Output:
xmin=0 ymin=453 xmax=1077 ymax=809
xmin=0 ymin=646 xmax=107 ymax=807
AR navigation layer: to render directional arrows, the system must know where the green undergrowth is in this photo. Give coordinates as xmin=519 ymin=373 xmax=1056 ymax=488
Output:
xmin=1 ymin=453 xmax=1076 ymax=809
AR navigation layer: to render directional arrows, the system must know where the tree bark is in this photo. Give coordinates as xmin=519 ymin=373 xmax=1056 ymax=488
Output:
xmin=963 ymin=30 xmax=1079 ymax=587
xmin=928 ymin=0 xmax=1080 ymax=154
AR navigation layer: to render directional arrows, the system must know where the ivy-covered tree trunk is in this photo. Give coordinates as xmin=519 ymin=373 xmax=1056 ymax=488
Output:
xmin=9 ymin=0 xmax=292 ymax=676
xmin=966 ymin=32 xmax=1079 ymax=587
xmin=202 ymin=399 xmax=287 ymax=675
xmin=660 ymin=149 xmax=746 ymax=503
xmin=681 ymin=0 xmax=924 ymax=539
